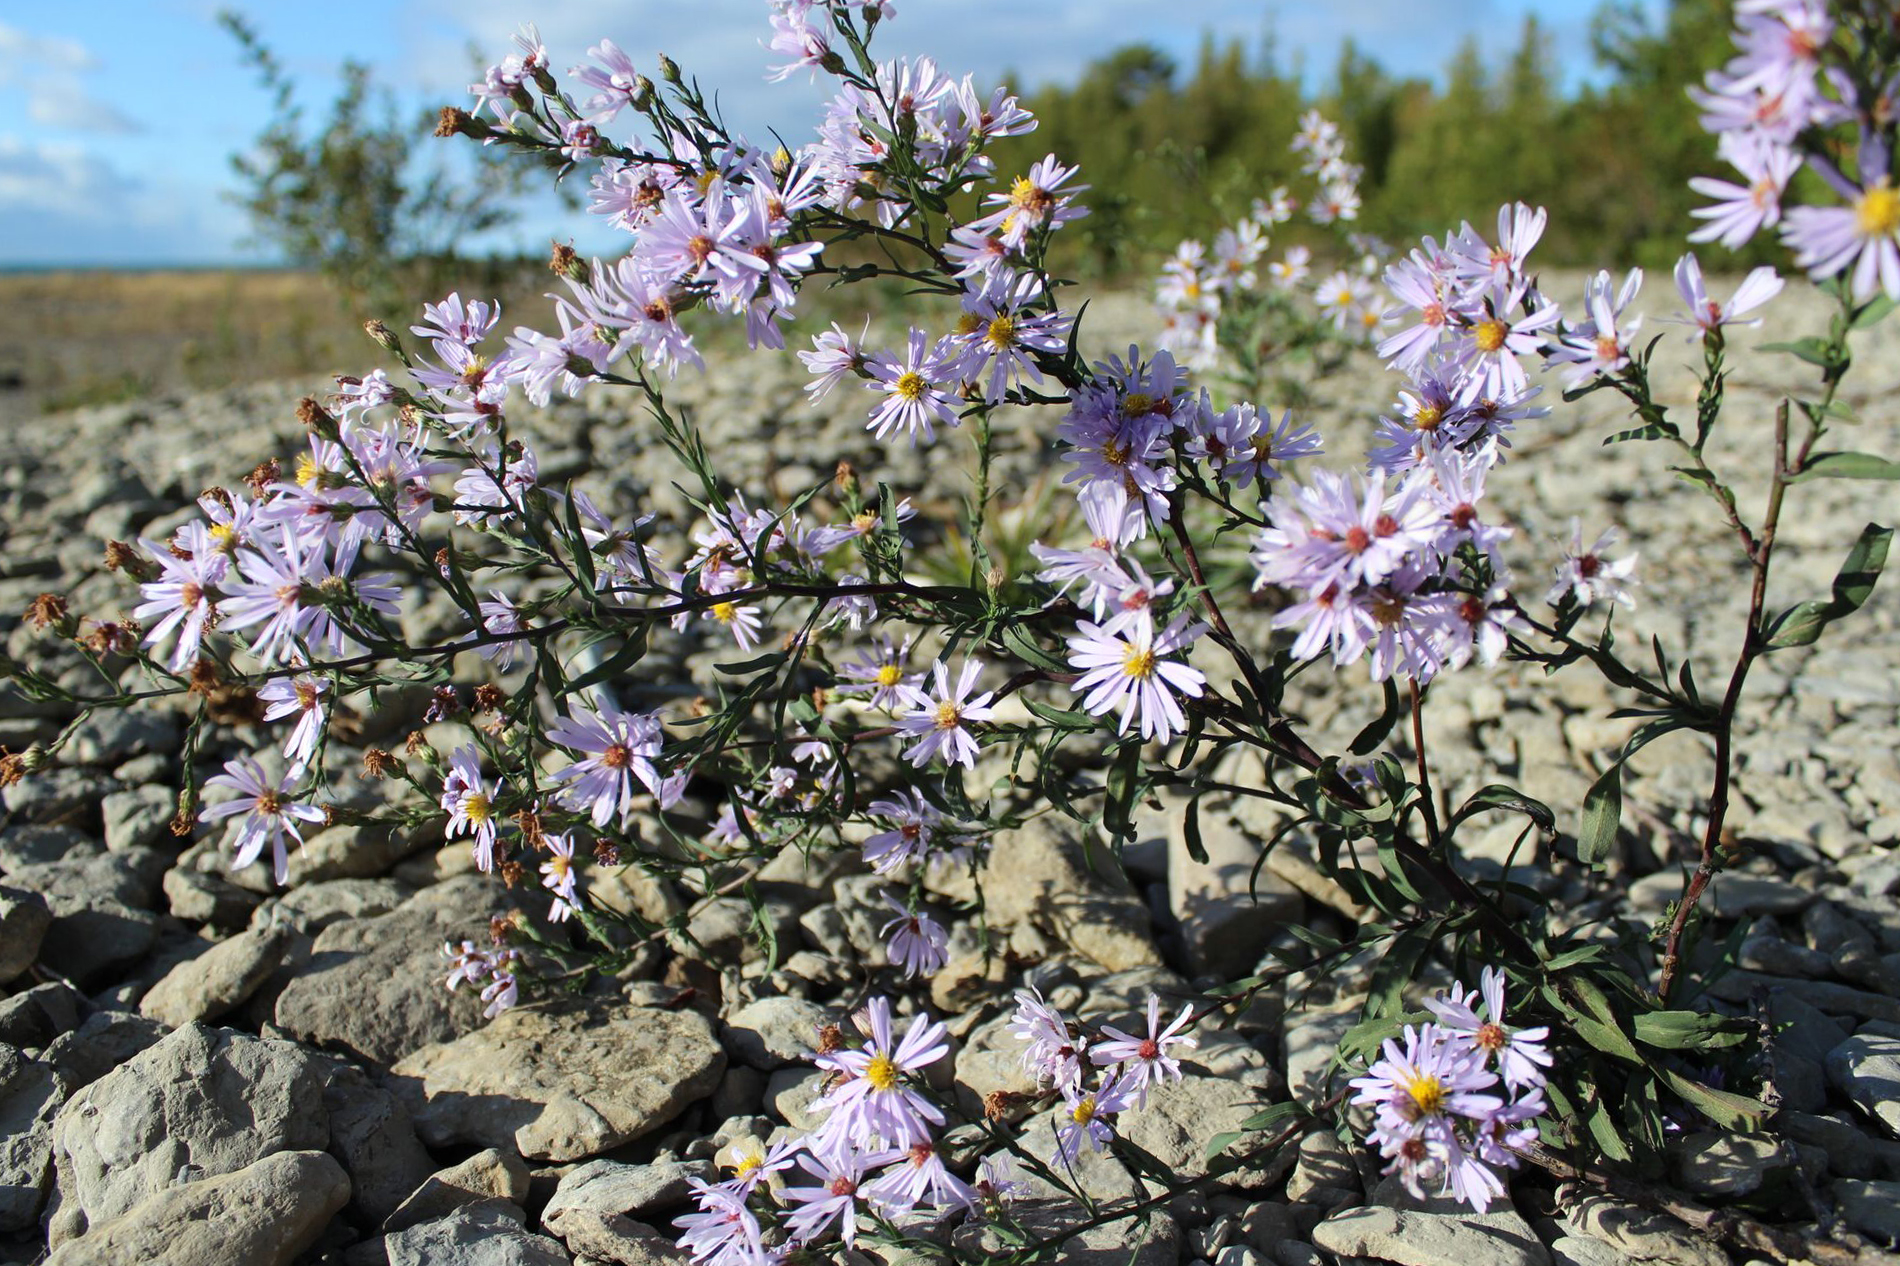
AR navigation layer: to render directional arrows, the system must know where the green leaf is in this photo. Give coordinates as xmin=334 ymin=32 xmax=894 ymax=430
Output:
xmin=1183 ymin=795 xmax=1209 ymax=865
xmin=1765 ymin=522 xmax=1893 ymax=650
xmin=1792 ymin=451 xmax=1900 ymax=482
xmin=1449 ymin=784 xmax=1555 ymax=832
xmin=1000 ymin=621 xmax=1066 ymax=672
xmin=1349 ymin=678 xmax=1402 ymax=756
xmin=1103 ymin=742 xmax=1141 ymax=843
xmin=1633 ymin=1009 xmax=1753 ymax=1052
xmin=563 ymin=626 xmax=649 ymax=696
xmin=1658 ymin=1068 xmax=1767 ymax=1130
xmin=713 ymin=650 xmax=789 ymax=676
xmin=1603 ymin=422 xmax=1673 ymax=445
xmin=1758 ymin=336 xmax=1839 ymax=367
xmin=1553 ymin=977 xmax=1641 ymax=1064
xmin=1852 ymin=294 xmax=1898 ymax=329
xmin=1023 ymin=699 xmax=1097 ymax=731
xmin=1576 ymin=764 xmax=1622 ymax=866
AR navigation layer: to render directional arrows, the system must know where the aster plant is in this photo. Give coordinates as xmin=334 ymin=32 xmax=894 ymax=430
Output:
xmin=5 ymin=2 xmax=1898 ymax=1263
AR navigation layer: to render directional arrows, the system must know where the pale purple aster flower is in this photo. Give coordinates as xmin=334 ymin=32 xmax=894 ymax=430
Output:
xmin=1055 ymin=1072 xmax=1137 ymax=1165
xmin=1548 ymin=268 xmax=1644 ymax=389
xmin=1448 ymin=202 xmax=1548 ymax=297
xmin=880 ymin=894 xmax=949 ymax=978
xmin=1447 ymin=284 xmax=1562 ymax=404
xmin=1671 ymin=254 xmax=1783 ymax=335
xmin=1009 ymin=986 xmax=1088 ymax=1091
xmin=673 ymin=1176 xmax=766 ymax=1266
xmin=1782 ymin=177 xmax=1900 ymax=301
xmin=479 ymin=959 xmax=520 ymax=1019
xmin=1349 ymin=1022 xmax=1506 ymax=1211
xmin=540 ymin=832 xmax=583 ymax=922
xmin=547 ymin=704 xmax=666 ymax=827
xmin=1066 ymin=613 xmax=1207 ymax=745
xmin=477 ymin=591 xmax=523 ymax=669
xmin=216 ymin=529 xmax=327 ymax=668
xmin=257 ymin=672 xmax=329 ymax=774
xmin=836 ymin=636 xmax=921 ymax=712
xmin=1211 ymin=405 xmax=1323 ymax=490
xmin=781 ymin=1148 xmax=870 ymax=1248
xmin=812 ymin=996 xmax=949 ymax=1149
xmin=862 ymin=789 xmax=939 ymax=873
xmin=894 ymin=659 xmax=999 ymax=770
xmin=411 ymin=293 xmax=500 ymax=348
xmin=134 ymin=523 xmax=227 ymax=672
xmin=970 ymin=153 xmax=1089 ymax=249
xmin=947 ymin=277 xmax=1069 ymax=403
xmin=572 ymin=39 xmax=645 ymax=122
xmin=636 ymin=184 xmax=769 ymax=291
xmin=442 ymin=939 xmax=492 ymax=991
xmin=199 ymin=755 xmax=325 ymax=885
xmin=798 ymin=319 xmax=872 ymax=403
xmin=1436 ymin=585 xmax=1518 ymax=671
xmin=1379 ymin=247 xmax=1475 ymax=374
xmin=865 ymin=327 xmax=964 ymax=443
xmin=862 ymin=1139 xmax=977 ymax=1214
xmin=1425 ymin=966 xmax=1553 ymax=1092
xmin=1689 ymin=132 xmax=1801 ymax=250
xmin=441 ymin=745 xmax=503 ymax=872
xmin=1089 ymin=993 xmax=1197 ymax=1108
xmin=1252 ymin=468 xmax=1439 ymax=593
xmin=971 ymin=1154 xmax=1028 ymax=1216
xmin=702 ymin=599 xmax=764 ymax=650
xmin=1548 ymin=520 xmax=1640 ymax=609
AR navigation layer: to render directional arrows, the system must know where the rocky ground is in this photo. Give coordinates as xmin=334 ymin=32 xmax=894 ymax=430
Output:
xmin=0 ymin=277 xmax=1898 ymax=1266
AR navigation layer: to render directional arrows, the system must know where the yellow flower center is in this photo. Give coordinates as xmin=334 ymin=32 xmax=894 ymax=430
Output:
xmin=464 ymin=793 xmax=492 ymax=824
xmin=209 ymin=522 xmax=239 ymax=552
xmin=294 ymin=453 xmax=320 ymax=488
xmin=934 ymin=700 xmax=963 ymax=731
xmin=894 ymin=371 xmax=928 ymax=402
xmin=1121 ymin=645 xmax=1157 ymax=680
xmin=865 ymin=1053 xmax=900 ymax=1091
xmin=1400 ymin=1071 xmax=1447 ymax=1116
xmin=1121 ymin=392 xmax=1156 ymax=418
xmin=985 ymin=314 xmax=1018 ymax=350
xmin=954 ymin=312 xmax=985 ymax=338
xmin=875 ymin=664 xmax=903 ymax=688
xmin=731 ymin=1151 xmax=763 ymax=1179
xmin=1070 ymin=1095 xmax=1097 ymax=1125
xmin=712 ymin=601 xmax=738 ymax=624
xmin=1473 ymin=319 xmax=1508 ymax=353
xmin=1414 ymin=404 xmax=1443 ymax=432
xmin=1010 ymin=175 xmax=1054 ymax=215
xmin=1857 ymin=182 xmax=1900 ymax=237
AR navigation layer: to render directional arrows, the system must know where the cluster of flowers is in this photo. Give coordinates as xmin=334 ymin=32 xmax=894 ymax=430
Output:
xmin=1689 ymin=0 xmax=1900 ymax=300
xmin=671 ymin=987 xmax=1198 ymax=1264
xmin=1154 ymin=111 xmax=1390 ymax=369
xmin=1349 ymin=968 xmax=1551 ymax=1212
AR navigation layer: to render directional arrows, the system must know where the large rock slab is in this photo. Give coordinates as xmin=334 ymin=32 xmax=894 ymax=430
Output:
xmin=1827 ymin=1030 xmax=1900 ymax=1138
xmin=324 ymin=1064 xmax=438 ymax=1227
xmin=385 ymin=1198 xmax=571 ymax=1266
xmin=1120 ymin=1074 xmax=1287 ymax=1192
xmin=0 ymin=884 xmax=51 ymax=983
xmin=271 ymin=875 xmax=513 ymax=1066
xmin=44 ymin=1022 xmax=329 ymax=1243
xmin=973 ymin=816 xmax=1162 ymax=973
xmin=0 ymin=1044 xmax=62 ymax=1230
xmin=384 ymin=1147 xmax=530 ymax=1234
xmin=43 ymin=1149 xmax=349 ymax=1266
xmin=541 ymin=1159 xmax=713 ymax=1260
xmin=139 ymin=926 xmax=289 ymax=1027
xmin=390 ymin=998 xmax=726 ymax=1162
xmin=1313 ymin=1205 xmax=1552 ymax=1266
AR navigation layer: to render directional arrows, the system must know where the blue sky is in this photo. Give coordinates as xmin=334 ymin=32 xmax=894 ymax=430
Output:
xmin=0 ymin=0 xmax=1661 ymax=267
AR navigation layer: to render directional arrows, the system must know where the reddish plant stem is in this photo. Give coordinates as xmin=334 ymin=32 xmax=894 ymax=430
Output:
xmin=1409 ymin=680 xmax=1443 ymax=853
xmin=1657 ymin=402 xmax=1789 ymax=1003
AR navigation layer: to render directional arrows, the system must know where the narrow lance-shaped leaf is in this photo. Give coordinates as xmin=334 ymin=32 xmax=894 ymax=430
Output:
xmin=1765 ymin=522 xmax=1892 ymax=649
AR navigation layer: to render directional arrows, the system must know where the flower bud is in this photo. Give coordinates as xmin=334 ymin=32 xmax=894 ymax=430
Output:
xmin=834 ymin=460 xmax=860 ymax=499
xmin=548 ymin=240 xmax=589 ymax=284
xmin=630 ymin=75 xmax=655 ymax=112
xmin=298 ymin=399 xmax=340 ymax=442
xmin=531 ymin=64 xmax=557 ymax=95
xmin=435 ymin=106 xmax=488 ymax=140
xmin=657 ymin=54 xmax=681 ymax=85
xmin=363 ymin=319 xmax=402 ymax=355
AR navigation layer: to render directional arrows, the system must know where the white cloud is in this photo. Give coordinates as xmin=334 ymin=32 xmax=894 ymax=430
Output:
xmin=0 ymin=136 xmax=237 ymax=265
xmin=0 ymin=20 xmax=142 ymax=135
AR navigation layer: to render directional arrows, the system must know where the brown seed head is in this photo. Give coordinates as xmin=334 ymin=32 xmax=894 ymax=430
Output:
xmin=362 ymin=748 xmax=395 ymax=778
xmin=24 ymin=593 xmax=69 ymax=632
xmin=473 ymin=683 xmax=504 ymax=713
xmin=245 ymin=459 xmax=281 ymax=496
xmin=497 ymin=858 xmax=525 ymax=889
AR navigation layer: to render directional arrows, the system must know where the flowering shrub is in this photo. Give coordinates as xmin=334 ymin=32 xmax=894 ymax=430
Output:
xmin=6 ymin=1 xmax=1898 ymax=1261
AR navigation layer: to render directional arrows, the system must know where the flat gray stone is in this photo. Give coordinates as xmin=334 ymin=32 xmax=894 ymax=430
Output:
xmin=44 ymin=1022 xmax=329 ymax=1244
xmin=325 ymin=1064 xmax=438 ymax=1226
xmin=163 ymin=864 xmax=264 ymax=927
xmin=101 ymin=785 xmax=175 ymax=853
xmin=0 ymin=884 xmax=51 ymax=983
xmin=390 ymin=999 xmax=725 ymax=1162
xmin=0 ymin=981 xmax=79 ymax=1049
xmin=720 ymin=995 xmax=826 ymax=1070
xmin=41 ymin=1010 xmax=165 ymax=1092
xmin=541 ymin=1159 xmax=713 ymax=1259
xmin=0 ymin=1044 xmax=62 ymax=1230
xmin=1313 ymin=1205 xmax=1551 ymax=1266
xmin=43 ymin=1149 xmax=349 ymax=1266
xmin=1119 ymin=1075 xmax=1287 ymax=1192
xmin=1833 ymin=1179 xmax=1900 ymax=1245
xmin=1560 ymin=1192 xmax=1727 ymax=1266
xmin=139 ymin=927 xmax=289 ymax=1027
xmin=385 ymin=1146 xmax=529 ymax=1233
xmin=1827 ymin=1031 xmax=1900 ymax=1138
xmin=384 ymin=1198 xmax=570 ymax=1266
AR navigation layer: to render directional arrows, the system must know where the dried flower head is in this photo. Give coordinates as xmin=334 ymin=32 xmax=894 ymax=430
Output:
xmin=362 ymin=748 xmax=396 ymax=778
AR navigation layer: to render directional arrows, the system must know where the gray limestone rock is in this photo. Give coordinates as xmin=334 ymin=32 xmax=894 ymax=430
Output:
xmin=383 ymin=1199 xmax=571 ymax=1266
xmin=43 ymin=1149 xmax=350 ymax=1266
xmin=138 ymin=926 xmax=289 ymax=1027
xmin=44 ymin=1021 xmax=329 ymax=1244
xmin=719 ymin=995 xmax=827 ymax=1070
xmin=390 ymin=999 xmax=726 ymax=1162
xmin=0 ymin=884 xmax=52 ymax=983
xmin=325 ymin=1064 xmax=439 ymax=1227
xmin=384 ymin=1147 xmax=530 ymax=1234
xmin=1312 ymin=1205 xmax=1552 ymax=1266
xmin=1827 ymin=1030 xmax=1900 ymax=1138
xmin=0 ymin=1044 xmax=62 ymax=1230
xmin=541 ymin=1160 xmax=714 ymax=1260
